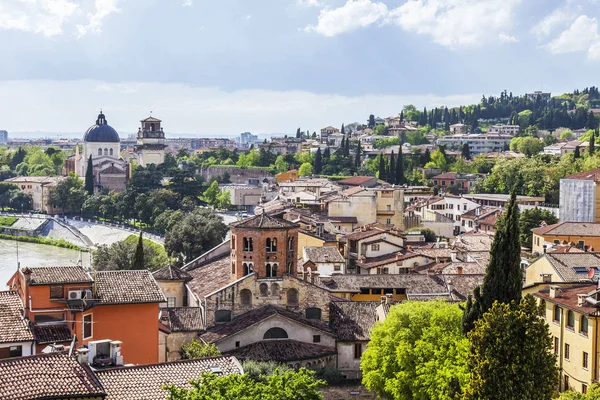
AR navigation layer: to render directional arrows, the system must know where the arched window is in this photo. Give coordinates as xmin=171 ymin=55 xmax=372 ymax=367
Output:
xmin=109 ymin=148 xmax=113 ymax=156
xmin=272 ymin=238 xmax=277 ymax=252
xmin=243 ymin=263 xmax=249 ymax=276
xmin=240 ymin=289 xmax=252 ymax=306
xmin=150 ymin=123 xmax=155 ymax=131
xmin=266 ymin=263 xmax=272 ymax=278
xmin=259 ymin=283 xmax=269 ymax=297
xmin=98 ymin=148 xmax=102 ymax=156
xmin=266 ymin=238 xmax=272 ymax=252
xmin=272 ymin=263 xmax=278 ymax=277
xmin=287 ymin=262 xmax=292 ymax=275
xmin=263 ymin=327 xmax=288 ymax=339
xmin=306 ymin=307 xmax=322 ymax=320
xmin=271 ymin=283 xmax=280 ymax=296
xmin=243 ymin=238 xmax=253 ymax=252
xmin=104 ymin=148 xmax=108 ymax=155
xmin=287 ymin=288 xmax=299 ymax=305
xmin=553 ymin=305 xmax=561 ymax=323
xmin=288 ymin=237 xmax=294 ymax=251
xmin=215 ymin=310 xmax=232 ymax=323
xmin=581 ymin=316 xmax=589 ymax=334
xmin=567 ymin=310 xmax=575 ymax=329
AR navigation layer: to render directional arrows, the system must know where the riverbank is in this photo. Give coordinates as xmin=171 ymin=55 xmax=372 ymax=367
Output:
xmin=0 ymin=233 xmax=89 ymax=251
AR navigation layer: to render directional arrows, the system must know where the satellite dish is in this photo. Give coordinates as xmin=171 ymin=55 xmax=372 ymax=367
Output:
xmin=588 ymin=268 xmax=595 ymax=280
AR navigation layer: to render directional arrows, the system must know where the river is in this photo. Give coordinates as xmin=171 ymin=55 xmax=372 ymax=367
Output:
xmin=0 ymin=239 xmax=92 ymax=290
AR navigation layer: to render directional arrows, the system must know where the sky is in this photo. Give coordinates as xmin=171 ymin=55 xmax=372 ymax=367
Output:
xmin=0 ymin=0 xmax=599 ymax=137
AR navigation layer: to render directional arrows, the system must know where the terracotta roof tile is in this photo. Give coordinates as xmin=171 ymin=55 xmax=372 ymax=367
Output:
xmin=564 ymin=168 xmax=600 ymax=181
xmin=317 ymin=274 xmax=448 ymax=294
xmin=95 ymin=270 xmax=165 ymax=304
xmin=337 ymin=176 xmax=378 ymax=186
xmin=31 ymin=323 xmax=72 ymax=344
xmin=542 ymin=253 xmax=600 ymax=282
xmin=0 ymin=291 xmax=34 ymax=344
xmin=164 ymin=307 xmax=204 ymax=332
xmin=152 ymin=265 xmax=192 ymax=282
xmin=532 ymin=222 xmax=600 ymax=237
xmin=534 ymin=284 xmax=599 ymax=315
xmin=24 ymin=266 xmax=93 ymax=286
xmin=303 ymin=247 xmax=345 ymax=263
xmin=96 ymin=356 xmax=243 ymax=400
xmin=225 ymin=339 xmax=336 ymax=362
xmin=231 ymin=213 xmax=298 ymax=229
xmin=187 ymin=255 xmax=232 ymax=299
xmin=329 ymin=301 xmax=379 ymax=341
xmin=0 ymin=353 xmax=105 ymax=400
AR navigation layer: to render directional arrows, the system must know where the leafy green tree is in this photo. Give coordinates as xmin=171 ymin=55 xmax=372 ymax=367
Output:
xmin=424 ymin=149 xmax=448 ymax=171
xmin=203 ymin=181 xmax=220 ymax=207
xmin=296 ymin=127 xmax=301 ymax=139
xmin=560 ymin=129 xmax=574 ymax=140
xmin=344 ymin=135 xmax=350 ymax=157
xmin=461 ymin=143 xmax=471 ymax=160
xmin=362 ymin=301 xmax=469 ymax=400
xmin=341 ymin=123 xmax=345 ymax=135
xmin=0 ymin=183 xmax=19 ymax=211
xmin=128 ymin=165 xmax=164 ymax=193
xmin=464 ymin=296 xmax=558 ymax=400
xmin=242 ymin=361 xmax=292 ymax=382
xmin=517 ymin=137 xmax=544 ymax=157
xmin=558 ymin=384 xmax=600 ymax=399
xmin=216 ymin=190 xmax=231 ymax=210
xmin=463 ymin=190 xmax=522 ymax=332
xmin=93 ymin=236 xmax=169 ymax=271
xmin=49 ymin=174 xmax=87 ymax=213
xmin=10 ymin=147 xmax=26 ymax=169
xmin=84 ymin=156 xmax=94 ymax=195
xmin=396 ymin=146 xmax=405 ymax=185
xmin=164 ymin=208 xmax=227 ymax=265
xmin=154 ymin=209 xmax=185 ymax=234
xmin=274 ymin=156 xmax=289 ymax=174
xmin=298 ymin=162 xmax=313 ymax=177
xmin=409 ymin=227 xmax=436 ymax=242
xmin=164 ymin=368 xmax=325 ymax=400
xmin=519 ymin=207 xmax=559 ymax=248
xmin=180 ymin=340 xmax=221 ymax=359
xmin=314 ymin=148 xmax=322 ymax=174
xmin=9 ymin=190 xmax=32 ymax=212
xmin=131 ymin=231 xmax=145 ymax=270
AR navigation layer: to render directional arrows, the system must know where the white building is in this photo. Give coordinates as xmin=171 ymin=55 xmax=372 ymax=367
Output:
xmin=301 ymin=246 xmax=345 ymax=277
xmin=0 ymin=291 xmax=35 ymax=359
xmin=436 ymin=133 xmax=512 ymax=155
xmin=488 ymin=124 xmax=520 ymax=135
xmin=135 ymin=116 xmax=167 ymax=167
xmin=424 ymin=195 xmax=480 ymax=235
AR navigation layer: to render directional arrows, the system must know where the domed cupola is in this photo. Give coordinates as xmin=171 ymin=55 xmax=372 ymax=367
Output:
xmin=84 ymin=111 xmax=120 ymax=143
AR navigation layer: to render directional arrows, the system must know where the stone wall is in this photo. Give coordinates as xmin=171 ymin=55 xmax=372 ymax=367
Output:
xmin=199 ymin=167 xmax=271 ymax=185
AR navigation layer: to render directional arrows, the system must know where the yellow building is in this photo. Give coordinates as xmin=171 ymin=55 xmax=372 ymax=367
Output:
xmin=276 ymin=169 xmax=298 ymax=183
xmin=327 ymin=187 xmax=405 ymax=229
xmin=297 ymin=230 xmax=338 ymax=255
xmin=532 ymin=222 xmax=600 ymax=254
xmin=524 ymin=253 xmax=600 ymax=291
xmin=533 ymin=284 xmax=600 ymax=394
xmin=4 ymin=176 xmax=65 ymax=213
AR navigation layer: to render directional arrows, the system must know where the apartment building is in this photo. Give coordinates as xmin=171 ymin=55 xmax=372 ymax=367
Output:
xmin=436 ymin=133 xmax=512 ymax=155
xmin=487 ymin=124 xmax=520 ymax=135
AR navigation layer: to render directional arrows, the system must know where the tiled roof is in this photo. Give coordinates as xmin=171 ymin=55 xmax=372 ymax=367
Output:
xmin=543 ymin=253 xmax=600 ymax=282
xmin=532 ymin=222 xmax=600 ymax=237
xmin=412 ymin=247 xmax=453 ymax=259
xmin=24 ymin=266 xmax=93 ymax=286
xmin=432 ymin=172 xmax=457 ymax=180
xmin=534 ymin=284 xmax=599 ymax=315
xmin=329 ymin=301 xmax=379 ymax=341
xmin=337 ymin=176 xmax=378 ymax=186
xmin=0 ymin=353 xmax=105 ymax=400
xmin=317 ymin=274 xmax=448 ymax=295
xmin=304 ymin=246 xmax=345 ymax=263
xmin=437 ymin=262 xmax=485 ymax=275
xmin=96 ymin=356 xmax=243 ymax=400
xmin=231 ymin=213 xmax=298 ymax=229
xmin=152 ymin=265 xmax=192 ymax=282
xmin=200 ymin=304 xmax=332 ymax=344
xmin=164 ymin=307 xmax=204 ymax=332
xmin=95 ymin=270 xmax=166 ymax=304
xmin=0 ymin=291 xmax=34 ymax=344
xmin=32 ymin=323 xmax=72 ymax=344
xmin=343 ymin=227 xmax=394 ymax=241
xmin=356 ymin=252 xmax=403 ymax=269
xmin=225 ymin=339 xmax=336 ymax=362
xmin=326 ymin=216 xmax=359 ymax=224
xmin=187 ymin=255 xmax=232 ymax=299
xmin=451 ymin=233 xmax=493 ymax=252
xmin=443 ymin=274 xmax=485 ymax=301
xmin=565 ymin=168 xmax=600 ymax=181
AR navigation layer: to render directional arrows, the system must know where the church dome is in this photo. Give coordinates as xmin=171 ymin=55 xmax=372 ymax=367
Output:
xmin=84 ymin=112 xmax=120 ymax=143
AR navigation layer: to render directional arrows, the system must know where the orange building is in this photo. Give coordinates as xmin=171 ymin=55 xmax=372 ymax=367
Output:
xmin=275 ymin=169 xmax=298 ymax=183
xmin=7 ymin=266 xmax=165 ymax=365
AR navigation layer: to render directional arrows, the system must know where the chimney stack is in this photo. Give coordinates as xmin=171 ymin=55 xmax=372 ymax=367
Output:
xmin=77 ymin=348 xmax=89 ymax=366
xmin=457 ymin=266 xmax=463 ymax=275
xmin=549 ymin=286 xmax=561 ymax=298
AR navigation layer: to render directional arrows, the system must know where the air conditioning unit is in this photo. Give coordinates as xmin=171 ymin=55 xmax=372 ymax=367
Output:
xmin=68 ymin=290 xmax=83 ymax=300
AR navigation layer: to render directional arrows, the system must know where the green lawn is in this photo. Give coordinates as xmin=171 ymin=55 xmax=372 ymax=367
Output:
xmin=124 ymin=234 xmax=168 ymax=258
xmin=0 ymin=216 xmax=18 ymax=227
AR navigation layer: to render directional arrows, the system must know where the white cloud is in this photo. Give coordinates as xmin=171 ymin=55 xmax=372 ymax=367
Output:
xmin=0 ymin=0 xmax=79 ymax=37
xmin=304 ymin=0 xmax=388 ymax=37
xmin=182 ymin=0 xmax=193 ymax=6
xmin=499 ymin=32 xmax=518 ymax=43
xmin=0 ymin=79 xmax=481 ymax=135
xmin=296 ymin=0 xmax=321 ymax=6
xmin=244 ymin=14 xmax=252 ymax=20
xmin=531 ymin=4 xmax=577 ymax=40
xmin=76 ymin=0 xmax=120 ymax=37
xmin=388 ymin=0 xmax=521 ymax=48
xmin=545 ymin=15 xmax=600 ymax=58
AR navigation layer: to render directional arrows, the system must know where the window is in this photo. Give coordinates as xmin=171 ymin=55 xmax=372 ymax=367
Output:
xmin=583 ymin=384 xmax=588 ymax=394
xmin=35 ymin=313 xmax=65 ymax=324
xmin=288 ymin=237 xmax=294 ymax=251
xmin=231 ymin=236 xmax=236 ymax=250
xmin=581 ymin=316 xmax=589 ymax=335
xmin=235 ymin=341 xmax=240 ymax=348
xmin=98 ymin=148 xmax=102 ymax=155
xmin=382 ymin=267 xmax=389 ymax=274
xmin=49 ymin=285 xmax=64 ymax=299
xmin=583 ymin=352 xmax=589 ymax=369
xmin=554 ymin=337 xmax=559 ymax=355
xmin=579 ymin=240 xmax=585 ymax=248
xmin=313 ymin=335 xmax=321 ymax=343
xmin=231 ymin=262 xmax=236 ymax=274
xmin=306 ymin=308 xmax=322 ymax=320
xmin=104 ymin=148 xmax=108 ymax=155
xmin=266 ymin=238 xmax=277 ymax=252
xmin=354 ymin=343 xmax=362 ymax=359
xmin=83 ymin=313 xmax=93 ymax=340
xmin=386 ymin=205 xmax=391 ymax=211
xmin=109 ymin=148 xmax=113 ymax=156
xmin=215 ymin=310 xmax=232 ymax=323
xmin=167 ymin=297 xmax=176 ymax=308
xmin=553 ymin=305 xmax=560 ymax=323
xmin=567 ymin=310 xmax=575 ymax=329
xmin=441 ymin=180 xmax=446 ymax=186
xmin=243 ymin=237 xmax=253 ymax=252
xmin=287 ymin=288 xmax=299 ymax=305
xmin=259 ymin=283 xmax=269 ymax=297
xmin=553 ymin=239 xmax=560 ymax=245
xmin=242 ymin=263 xmax=252 ymax=276
xmin=371 ymin=244 xmax=380 ymax=251
xmin=564 ymin=375 xmax=569 ymax=391
xmin=270 ymin=283 xmax=280 ymax=296
xmin=386 ymin=219 xmax=391 ymax=224
xmin=334 ymin=264 xmax=341 ymax=271
xmin=240 ymin=289 xmax=252 ymax=306
xmin=263 ymin=327 xmax=288 ymax=339
xmin=9 ymin=346 xmax=21 ymax=358
xmin=565 ymin=343 xmax=570 ymax=360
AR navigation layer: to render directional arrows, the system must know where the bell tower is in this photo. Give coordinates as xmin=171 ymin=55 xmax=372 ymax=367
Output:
xmin=135 ymin=114 xmax=167 ymax=167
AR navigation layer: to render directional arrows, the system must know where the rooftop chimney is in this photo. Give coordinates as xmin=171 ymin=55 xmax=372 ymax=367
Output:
xmin=457 ymin=266 xmax=463 ymax=275
xmin=77 ymin=348 xmax=89 ymax=366
xmin=549 ymin=286 xmax=561 ymax=299
xmin=578 ymin=294 xmax=588 ymax=307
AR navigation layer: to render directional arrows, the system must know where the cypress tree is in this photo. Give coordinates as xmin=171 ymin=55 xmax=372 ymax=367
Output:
xmin=296 ymin=128 xmax=301 ymax=139
xmin=389 ymin=151 xmax=396 ymax=184
xmin=377 ymin=155 xmax=387 ymax=181
xmin=397 ymin=146 xmax=405 ymax=185
xmin=314 ymin=148 xmax=322 ymax=174
xmin=461 ymin=143 xmax=471 ymax=160
xmin=341 ymin=123 xmax=345 ymax=135
xmin=340 ymin=136 xmax=345 ymax=154
xmin=344 ymin=135 xmax=350 ymax=157
xmin=590 ymin=129 xmax=597 ymax=156
xmin=354 ymin=141 xmax=361 ymax=168
xmin=463 ymin=189 xmax=522 ymax=333
xmin=131 ymin=231 xmax=145 ymax=270
xmin=323 ymin=147 xmax=330 ymax=160
xmin=84 ymin=155 xmax=94 ymax=195
xmin=574 ymin=146 xmax=581 ymax=159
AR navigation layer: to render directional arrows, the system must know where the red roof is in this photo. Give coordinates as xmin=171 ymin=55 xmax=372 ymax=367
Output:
xmin=432 ymin=172 xmax=457 ymax=180
xmin=337 ymin=176 xmax=378 ymax=186
xmin=564 ymin=168 xmax=600 ymax=182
